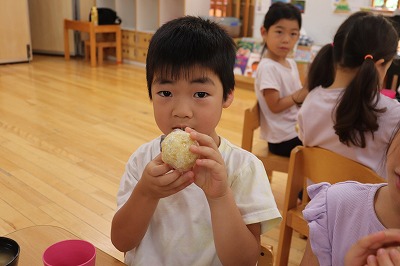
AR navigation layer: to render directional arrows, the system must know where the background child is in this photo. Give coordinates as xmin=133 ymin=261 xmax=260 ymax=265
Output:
xmin=111 ymin=16 xmax=281 ymax=266
xmin=255 ymin=2 xmax=308 ymax=157
xmin=306 ymin=11 xmax=370 ymax=91
xmin=300 ymin=120 xmax=400 ymax=266
xmin=298 ymin=13 xmax=400 ymax=179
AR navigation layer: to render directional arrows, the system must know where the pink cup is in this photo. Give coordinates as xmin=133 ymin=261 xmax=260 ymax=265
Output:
xmin=43 ymin=239 xmax=96 ymax=266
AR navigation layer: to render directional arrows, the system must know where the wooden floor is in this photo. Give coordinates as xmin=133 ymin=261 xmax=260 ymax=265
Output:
xmin=0 ymin=55 xmax=306 ymax=265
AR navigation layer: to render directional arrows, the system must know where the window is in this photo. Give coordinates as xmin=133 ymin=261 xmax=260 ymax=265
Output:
xmin=372 ymin=0 xmax=400 ymax=9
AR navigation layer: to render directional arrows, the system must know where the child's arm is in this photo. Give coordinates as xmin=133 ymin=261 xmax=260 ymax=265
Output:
xmin=208 ymin=189 xmax=261 ymax=265
xmin=111 ymin=154 xmax=194 ymax=252
xmin=263 ymin=87 xmax=308 ymax=113
xmin=187 ymin=128 xmax=261 ymax=265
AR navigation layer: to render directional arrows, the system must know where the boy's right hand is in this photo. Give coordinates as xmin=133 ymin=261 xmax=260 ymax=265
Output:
xmin=137 ymin=154 xmax=194 ymax=199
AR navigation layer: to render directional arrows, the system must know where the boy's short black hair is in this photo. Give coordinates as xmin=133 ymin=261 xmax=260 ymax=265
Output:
xmin=146 ymin=16 xmax=236 ymax=101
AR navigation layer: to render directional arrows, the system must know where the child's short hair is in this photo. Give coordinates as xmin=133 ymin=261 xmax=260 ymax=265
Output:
xmin=263 ymin=2 xmax=302 ymax=31
xmin=146 ymin=16 xmax=236 ymax=101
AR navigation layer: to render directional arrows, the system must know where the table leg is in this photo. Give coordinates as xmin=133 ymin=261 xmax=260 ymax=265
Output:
xmin=116 ymin=29 xmax=122 ymax=64
xmin=89 ymin=30 xmax=97 ymax=67
xmin=64 ymin=20 xmax=70 ymax=61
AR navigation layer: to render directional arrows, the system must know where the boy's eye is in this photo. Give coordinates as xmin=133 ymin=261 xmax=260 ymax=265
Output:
xmin=157 ymin=91 xmax=172 ymax=97
xmin=291 ymin=32 xmax=299 ymax=37
xmin=194 ymin=92 xmax=209 ymax=98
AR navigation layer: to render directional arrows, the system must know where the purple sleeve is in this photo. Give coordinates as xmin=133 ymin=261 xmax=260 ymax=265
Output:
xmin=303 ymin=182 xmax=333 ymax=266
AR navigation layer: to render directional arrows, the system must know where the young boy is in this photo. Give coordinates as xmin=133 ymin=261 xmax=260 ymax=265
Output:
xmin=111 ymin=16 xmax=281 ymax=266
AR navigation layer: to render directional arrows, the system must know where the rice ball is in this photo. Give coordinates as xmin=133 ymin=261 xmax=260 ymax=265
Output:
xmin=161 ymin=129 xmax=199 ymax=172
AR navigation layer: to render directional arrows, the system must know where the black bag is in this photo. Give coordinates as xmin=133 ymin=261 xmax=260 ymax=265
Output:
xmin=89 ymin=8 xmax=122 ymax=25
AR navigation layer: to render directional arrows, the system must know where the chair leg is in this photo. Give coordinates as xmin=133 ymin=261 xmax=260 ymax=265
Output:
xmin=85 ymin=43 xmax=89 ymax=61
xmin=98 ymin=46 xmax=104 ymax=65
xmin=391 ymin=74 xmax=398 ymax=91
xmin=276 ymin=222 xmax=294 ymax=266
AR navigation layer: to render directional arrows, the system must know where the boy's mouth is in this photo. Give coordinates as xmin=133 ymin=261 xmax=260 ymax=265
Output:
xmin=173 ymin=126 xmax=189 ymax=131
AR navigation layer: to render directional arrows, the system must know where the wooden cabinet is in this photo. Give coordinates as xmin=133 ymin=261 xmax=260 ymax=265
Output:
xmin=0 ymin=0 xmax=31 ymax=64
xmin=28 ymin=0 xmax=95 ymax=55
xmin=121 ymin=30 xmax=136 ymax=60
xmin=96 ymin=0 xmax=210 ymax=63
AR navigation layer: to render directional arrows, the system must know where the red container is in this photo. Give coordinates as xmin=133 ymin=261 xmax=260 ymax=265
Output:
xmin=43 ymin=239 xmax=96 ymax=266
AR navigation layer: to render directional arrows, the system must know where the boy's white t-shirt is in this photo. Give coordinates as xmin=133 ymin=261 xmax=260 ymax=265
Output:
xmin=255 ymin=57 xmax=302 ymax=143
xmin=117 ymin=136 xmax=281 ymax=266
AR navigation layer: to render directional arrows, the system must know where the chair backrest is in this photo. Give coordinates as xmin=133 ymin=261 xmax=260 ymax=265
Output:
xmin=287 ymin=146 xmax=385 ymax=204
xmin=276 ymin=145 xmax=385 ymax=266
xmin=241 ymin=101 xmax=260 ymax=152
xmin=241 ymin=101 xmax=289 ymax=179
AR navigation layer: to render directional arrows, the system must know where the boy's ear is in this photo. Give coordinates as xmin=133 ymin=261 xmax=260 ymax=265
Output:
xmin=223 ymin=90 xmax=234 ymax=108
xmin=260 ymin=26 xmax=267 ymax=36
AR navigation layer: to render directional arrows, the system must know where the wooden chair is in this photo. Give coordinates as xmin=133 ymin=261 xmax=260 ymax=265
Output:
xmin=258 ymin=244 xmax=274 ymax=266
xmin=64 ymin=19 xmax=122 ymax=67
xmin=84 ymin=40 xmax=117 ymax=65
xmin=275 ymin=146 xmax=385 ymax=266
xmin=241 ymin=101 xmax=290 ymax=181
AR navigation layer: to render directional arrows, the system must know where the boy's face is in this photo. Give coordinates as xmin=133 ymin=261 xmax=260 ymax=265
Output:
xmin=151 ymin=67 xmax=233 ymax=145
xmin=262 ymin=18 xmax=300 ymax=61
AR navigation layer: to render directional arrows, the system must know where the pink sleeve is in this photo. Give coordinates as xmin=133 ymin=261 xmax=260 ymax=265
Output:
xmin=303 ymin=182 xmax=333 ymax=266
xmin=258 ymin=63 xmax=280 ymax=92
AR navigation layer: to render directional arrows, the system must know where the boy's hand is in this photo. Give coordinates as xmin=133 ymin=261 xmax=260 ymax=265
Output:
xmin=186 ymin=128 xmax=228 ymax=199
xmin=138 ymin=154 xmax=194 ymax=199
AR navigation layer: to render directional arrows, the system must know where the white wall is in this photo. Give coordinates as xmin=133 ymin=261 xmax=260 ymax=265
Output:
xmin=252 ymin=0 xmax=370 ymax=45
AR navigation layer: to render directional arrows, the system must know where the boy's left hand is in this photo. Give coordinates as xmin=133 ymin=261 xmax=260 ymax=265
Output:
xmin=185 ymin=128 xmax=228 ymax=199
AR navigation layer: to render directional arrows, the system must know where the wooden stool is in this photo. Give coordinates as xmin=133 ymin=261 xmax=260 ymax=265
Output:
xmin=84 ymin=40 xmax=117 ymax=65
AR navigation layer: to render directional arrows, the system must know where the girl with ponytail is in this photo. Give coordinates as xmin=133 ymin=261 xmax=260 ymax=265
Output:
xmin=298 ymin=13 xmax=400 ymax=179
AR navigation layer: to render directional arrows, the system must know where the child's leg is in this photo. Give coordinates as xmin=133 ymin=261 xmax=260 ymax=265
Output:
xmin=268 ymin=137 xmax=302 ymax=157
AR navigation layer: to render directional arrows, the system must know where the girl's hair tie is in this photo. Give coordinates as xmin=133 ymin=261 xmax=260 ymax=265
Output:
xmin=364 ymin=54 xmax=373 ymax=60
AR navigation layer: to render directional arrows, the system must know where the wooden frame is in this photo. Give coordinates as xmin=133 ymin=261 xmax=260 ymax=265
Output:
xmin=370 ymin=0 xmax=400 ymax=8
xmin=258 ymin=244 xmax=274 ymax=266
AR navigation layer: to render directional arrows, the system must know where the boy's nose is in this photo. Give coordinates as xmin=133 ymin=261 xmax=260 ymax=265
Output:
xmin=282 ymin=34 xmax=290 ymax=43
xmin=173 ymin=102 xmax=193 ymax=118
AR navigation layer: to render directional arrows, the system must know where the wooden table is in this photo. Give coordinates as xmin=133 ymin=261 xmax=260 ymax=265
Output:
xmin=5 ymin=225 xmax=126 ymax=265
xmin=64 ymin=19 xmax=122 ymax=67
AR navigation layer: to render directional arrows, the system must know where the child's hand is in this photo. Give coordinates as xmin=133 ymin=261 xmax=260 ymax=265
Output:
xmin=345 ymin=229 xmax=400 ymax=266
xmin=366 ymin=247 xmax=400 ymax=266
xmin=186 ymin=128 xmax=228 ymax=199
xmin=138 ymin=154 xmax=194 ymax=199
